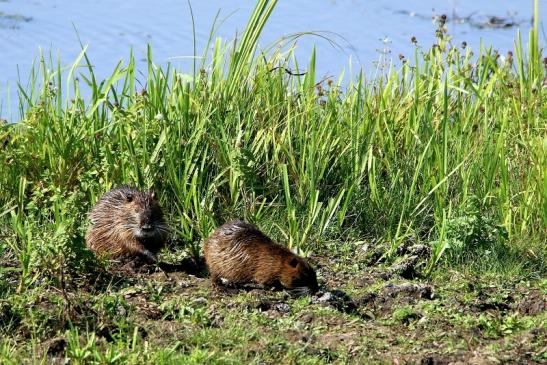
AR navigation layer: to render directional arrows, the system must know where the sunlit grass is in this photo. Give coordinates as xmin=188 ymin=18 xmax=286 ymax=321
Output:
xmin=0 ymin=0 xmax=545 ymax=294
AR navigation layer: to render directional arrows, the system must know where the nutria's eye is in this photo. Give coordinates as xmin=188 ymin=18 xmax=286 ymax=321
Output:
xmin=126 ymin=194 xmax=134 ymax=203
xmin=289 ymin=257 xmax=299 ymax=268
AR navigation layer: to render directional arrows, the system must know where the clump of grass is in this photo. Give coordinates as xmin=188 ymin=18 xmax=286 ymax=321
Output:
xmin=0 ymin=0 xmax=545 ymax=296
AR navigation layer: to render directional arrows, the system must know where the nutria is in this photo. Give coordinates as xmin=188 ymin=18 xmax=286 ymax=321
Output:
xmin=86 ymin=186 xmax=169 ymax=263
xmin=204 ymin=220 xmax=319 ymax=295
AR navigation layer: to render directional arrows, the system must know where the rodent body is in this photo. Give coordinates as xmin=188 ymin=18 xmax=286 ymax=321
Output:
xmin=204 ymin=220 xmax=318 ymax=295
xmin=86 ymin=186 xmax=169 ymax=262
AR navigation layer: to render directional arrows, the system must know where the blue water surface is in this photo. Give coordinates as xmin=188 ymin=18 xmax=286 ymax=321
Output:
xmin=0 ymin=0 xmax=543 ymax=120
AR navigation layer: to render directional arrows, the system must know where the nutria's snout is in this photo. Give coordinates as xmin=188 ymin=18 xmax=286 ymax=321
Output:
xmin=139 ymin=213 xmax=153 ymax=231
xmin=135 ymin=226 xmax=157 ymax=239
xmin=133 ymin=201 xmax=169 ymax=240
xmin=289 ymin=275 xmax=319 ymax=297
xmin=141 ymin=224 xmax=153 ymax=231
xmin=134 ymin=221 xmax=169 ymax=241
xmin=285 ymin=259 xmax=319 ymax=296
xmin=135 ymin=217 xmax=156 ymax=237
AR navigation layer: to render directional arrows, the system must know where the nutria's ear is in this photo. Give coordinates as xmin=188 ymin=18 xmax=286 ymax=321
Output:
xmin=289 ymin=257 xmax=299 ymax=268
xmin=125 ymin=193 xmax=134 ymax=203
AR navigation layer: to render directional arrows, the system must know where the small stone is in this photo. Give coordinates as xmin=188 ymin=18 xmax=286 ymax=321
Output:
xmin=299 ymin=313 xmax=314 ymax=323
xmin=384 ymin=283 xmax=434 ymax=300
xmin=120 ymin=287 xmax=139 ymax=298
xmin=116 ymin=306 xmax=127 ymax=316
xmin=312 ymin=290 xmax=357 ymax=314
xmin=193 ymin=297 xmax=208 ymax=307
xmin=314 ymin=291 xmax=334 ymax=304
xmin=178 ymin=280 xmax=190 ymax=288
xmin=272 ymin=303 xmax=290 ymax=314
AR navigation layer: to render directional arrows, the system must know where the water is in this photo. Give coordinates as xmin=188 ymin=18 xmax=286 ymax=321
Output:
xmin=0 ymin=0 xmax=543 ymax=120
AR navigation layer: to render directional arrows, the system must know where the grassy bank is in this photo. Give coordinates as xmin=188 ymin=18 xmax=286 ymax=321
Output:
xmin=0 ymin=0 xmax=545 ymax=363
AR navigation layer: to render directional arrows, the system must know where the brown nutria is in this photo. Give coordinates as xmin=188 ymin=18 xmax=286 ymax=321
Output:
xmin=204 ymin=220 xmax=319 ymax=295
xmin=86 ymin=186 xmax=169 ymax=263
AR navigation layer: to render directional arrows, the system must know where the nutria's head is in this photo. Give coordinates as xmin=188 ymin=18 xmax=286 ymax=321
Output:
xmin=279 ymin=255 xmax=319 ymax=296
xmin=120 ymin=190 xmax=168 ymax=243
xmin=87 ymin=186 xmax=170 ymax=259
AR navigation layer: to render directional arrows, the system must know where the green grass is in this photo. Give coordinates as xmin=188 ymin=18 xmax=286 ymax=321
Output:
xmin=0 ymin=0 xmax=545 ymax=363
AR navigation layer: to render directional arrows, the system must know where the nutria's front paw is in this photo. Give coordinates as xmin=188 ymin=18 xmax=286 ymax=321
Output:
xmin=139 ymin=249 xmax=157 ymax=264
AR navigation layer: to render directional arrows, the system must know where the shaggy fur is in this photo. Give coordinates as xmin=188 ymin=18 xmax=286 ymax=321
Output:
xmin=86 ymin=186 xmax=169 ymax=262
xmin=204 ymin=220 xmax=318 ymax=294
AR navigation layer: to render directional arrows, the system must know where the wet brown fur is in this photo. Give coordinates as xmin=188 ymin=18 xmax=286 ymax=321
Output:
xmin=204 ymin=220 xmax=318 ymax=294
xmin=86 ymin=186 xmax=169 ymax=262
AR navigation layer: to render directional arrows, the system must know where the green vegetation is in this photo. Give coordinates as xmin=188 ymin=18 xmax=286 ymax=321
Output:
xmin=0 ymin=0 xmax=545 ymax=363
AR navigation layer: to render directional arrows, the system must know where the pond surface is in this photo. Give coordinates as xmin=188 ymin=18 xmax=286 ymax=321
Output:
xmin=0 ymin=0 xmax=543 ymax=119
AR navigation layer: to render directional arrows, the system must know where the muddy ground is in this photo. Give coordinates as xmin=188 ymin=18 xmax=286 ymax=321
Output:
xmin=1 ymin=244 xmax=545 ymax=364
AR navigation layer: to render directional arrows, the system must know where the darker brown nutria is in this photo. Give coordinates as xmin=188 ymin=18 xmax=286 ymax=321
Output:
xmin=86 ymin=186 xmax=169 ymax=263
xmin=204 ymin=220 xmax=319 ymax=295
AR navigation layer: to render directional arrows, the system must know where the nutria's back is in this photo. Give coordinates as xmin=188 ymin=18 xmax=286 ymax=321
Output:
xmin=204 ymin=220 xmax=318 ymax=294
xmin=86 ymin=186 xmax=169 ymax=262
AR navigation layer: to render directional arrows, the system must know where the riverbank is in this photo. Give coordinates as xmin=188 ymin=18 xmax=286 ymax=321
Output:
xmin=0 ymin=1 xmax=545 ymax=363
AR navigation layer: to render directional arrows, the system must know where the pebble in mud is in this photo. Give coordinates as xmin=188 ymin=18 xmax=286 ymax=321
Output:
xmin=250 ymin=300 xmax=292 ymax=319
xmin=311 ymin=289 xmax=358 ymax=314
xmin=384 ymin=283 xmax=434 ymax=299
xmin=192 ymin=297 xmax=208 ymax=307
xmin=272 ymin=303 xmax=291 ymax=314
